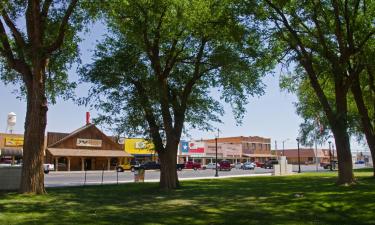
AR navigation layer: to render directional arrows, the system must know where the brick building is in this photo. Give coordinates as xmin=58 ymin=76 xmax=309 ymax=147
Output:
xmin=179 ymin=136 xmax=273 ymax=165
xmin=273 ymin=148 xmax=333 ymax=164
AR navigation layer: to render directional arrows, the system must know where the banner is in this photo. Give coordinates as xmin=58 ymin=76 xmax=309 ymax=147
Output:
xmin=180 ymin=141 xmax=189 ymax=153
xmin=189 ymin=141 xmax=205 ymax=153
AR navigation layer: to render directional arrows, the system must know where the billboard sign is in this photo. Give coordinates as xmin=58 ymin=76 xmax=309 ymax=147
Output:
xmin=76 ymin=138 xmax=102 ymax=147
xmin=4 ymin=137 xmax=24 ymax=147
xmin=125 ymin=138 xmax=155 ymax=155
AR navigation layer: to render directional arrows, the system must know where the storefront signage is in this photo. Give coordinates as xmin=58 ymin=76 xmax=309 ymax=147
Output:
xmin=4 ymin=137 xmax=24 ymax=147
xmin=76 ymin=138 xmax=102 ymax=147
xmin=124 ymin=138 xmax=155 ymax=154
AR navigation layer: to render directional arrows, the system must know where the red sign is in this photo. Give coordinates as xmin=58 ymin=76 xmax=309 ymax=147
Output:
xmin=189 ymin=142 xmax=204 ymax=153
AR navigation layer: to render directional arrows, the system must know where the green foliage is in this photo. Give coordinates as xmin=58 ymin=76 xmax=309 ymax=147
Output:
xmin=0 ymin=0 xmax=88 ymax=103
xmin=81 ymin=0 xmax=274 ymax=138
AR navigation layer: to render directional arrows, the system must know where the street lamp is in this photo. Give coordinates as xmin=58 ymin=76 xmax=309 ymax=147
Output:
xmin=282 ymin=138 xmax=289 ymax=156
xmin=328 ymin=141 xmax=333 ymax=171
xmin=332 ymin=144 xmax=335 ymax=170
xmin=296 ymin=138 xmax=301 ymax=173
xmin=215 ymin=137 xmax=219 ymax=177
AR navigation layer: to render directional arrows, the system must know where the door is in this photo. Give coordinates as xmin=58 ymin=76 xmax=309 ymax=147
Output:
xmin=85 ymin=159 xmax=92 ymax=170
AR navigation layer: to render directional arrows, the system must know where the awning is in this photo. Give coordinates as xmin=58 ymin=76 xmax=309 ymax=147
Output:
xmin=47 ymin=148 xmax=132 ymax=157
xmin=0 ymin=148 xmax=23 ymax=156
xmin=242 ymin=154 xmax=274 ymax=158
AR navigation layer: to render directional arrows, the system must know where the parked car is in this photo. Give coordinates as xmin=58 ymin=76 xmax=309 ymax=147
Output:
xmin=176 ymin=164 xmax=185 ymax=171
xmin=203 ymin=162 xmax=219 ymax=170
xmin=116 ymin=161 xmax=140 ymax=172
xmin=43 ymin=164 xmax=55 ymax=174
xmin=255 ymin=161 xmax=264 ymax=168
xmin=355 ymin=160 xmax=365 ymax=164
xmin=234 ymin=162 xmax=243 ymax=169
xmin=262 ymin=160 xmax=278 ymax=169
xmin=219 ymin=160 xmax=231 ymax=171
xmin=321 ymin=161 xmax=338 ymax=169
xmin=138 ymin=161 xmax=161 ymax=170
xmin=185 ymin=161 xmax=201 ymax=170
xmin=243 ymin=162 xmax=255 ymax=170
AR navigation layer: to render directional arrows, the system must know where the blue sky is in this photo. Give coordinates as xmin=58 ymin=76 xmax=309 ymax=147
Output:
xmin=0 ymin=22 xmax=366 ymax=151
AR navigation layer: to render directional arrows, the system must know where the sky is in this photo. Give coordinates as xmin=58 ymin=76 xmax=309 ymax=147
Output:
xmin=0 ymin=22 xmax=367 ymax=151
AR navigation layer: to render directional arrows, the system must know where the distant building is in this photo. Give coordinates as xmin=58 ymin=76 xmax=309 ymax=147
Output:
xmin=0 ymin=133 xmax=24 ymax=164
xmin=46 ymin=123 xmax=132 ymax=171
xmin=124 ymin=138 xmax=157 ymax=162
xmin=273 ymin=148 xmax=333 ymax=164
xmin=178 ymin=136 xmax=273 ymax=165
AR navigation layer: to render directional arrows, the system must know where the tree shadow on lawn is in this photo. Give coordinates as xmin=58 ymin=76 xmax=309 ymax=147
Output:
xmin=1 ymin=172 xmax=374 ymax=225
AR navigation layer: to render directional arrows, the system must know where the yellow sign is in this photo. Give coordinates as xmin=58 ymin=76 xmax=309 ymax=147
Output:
xmin=124 ymin=138 xmax=155 ymax=155
xmin=5 ymin=137 xmax=24 ymax=147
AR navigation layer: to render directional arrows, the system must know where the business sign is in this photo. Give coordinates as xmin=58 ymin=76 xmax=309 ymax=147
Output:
xmin=189 ymin=141 xmax=205 ymax=153
xmin=76 ymin=138 xmax=102 ymax=147
xmin=125 ymin=138 xmax=155 ymax=155
xmin=180 ymin=141 xmax=189 ymax=153
xmin=4 ymin=137 xmax=24 ymax=147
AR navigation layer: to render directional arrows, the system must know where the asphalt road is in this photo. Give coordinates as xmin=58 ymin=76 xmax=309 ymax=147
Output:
xmin=45 ymin=164 xmax=348 ymax=187
xmin=45 ymin=167 xmax=274 ymax=187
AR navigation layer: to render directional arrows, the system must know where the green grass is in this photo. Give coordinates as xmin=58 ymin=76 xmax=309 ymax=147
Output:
xmin=1 ymin=169 xmax=374 ymax=225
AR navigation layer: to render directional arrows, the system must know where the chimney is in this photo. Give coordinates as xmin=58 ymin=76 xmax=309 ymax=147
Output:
xmin=86 ymin=112 xmax=90 ymax=125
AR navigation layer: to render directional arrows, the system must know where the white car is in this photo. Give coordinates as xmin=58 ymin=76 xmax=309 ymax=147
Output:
xmin=234 ymin=163 xmax=243 ymax=169
xmin=43 ymin=164 xmax=55 ymax=174
xmin=203 ymin=162 xmax=219 ymax=170
xmin=243 ymin=162 xmax=256 ymax=170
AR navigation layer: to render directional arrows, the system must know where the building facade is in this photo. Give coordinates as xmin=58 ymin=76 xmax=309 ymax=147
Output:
xmin=178 ymin=136 xmax=273 ymax=165
xmin=273 ymin=148 xmax=333 ymax=164
xmin=46 ymin=123 xmax=132 ymax=171
xmin=0 ymin=133 xmax=24 ymax=164
xmin=124 ymin=138 xmax=157 ymax=163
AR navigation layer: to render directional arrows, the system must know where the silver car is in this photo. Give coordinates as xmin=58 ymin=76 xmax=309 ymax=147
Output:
xmin=243 ymin=162 xmax=255 ymax=170
xmin=203 ymin=162 xmax=219 ymax=170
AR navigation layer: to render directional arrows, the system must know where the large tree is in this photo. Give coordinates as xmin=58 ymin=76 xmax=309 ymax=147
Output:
xmin=0 ymin=0 xmax=83 ymax=193
xmin=261 ymin=0 xmax=374 ymax=184
xmin=81 ymin=0 xmax=274 ymax=190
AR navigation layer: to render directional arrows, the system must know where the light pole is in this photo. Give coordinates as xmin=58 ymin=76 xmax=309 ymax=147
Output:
xmin=282 ymin=138 xmax=289 ymax=156
xmin=328 ymin=141 xmax=333 ymax=171
xmin=296 ymin=138 xmax=301 ymax=173
xmin=332 ymin=144 xmax=335 ymax=170
xmin=215 ymin=137 xmax=218 ymax=177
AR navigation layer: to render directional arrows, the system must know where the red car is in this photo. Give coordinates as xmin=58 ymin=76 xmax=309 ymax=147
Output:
xmin=255 ymin=162 xmax=264 ymax=168
xmin=185 ymin=161 xmax=201 ymax=170
xmin=219 ymin=161 xmax=231 ymax=171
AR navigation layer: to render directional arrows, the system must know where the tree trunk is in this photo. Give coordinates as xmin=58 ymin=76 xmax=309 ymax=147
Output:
xmin=159 ymin=142 xmax=180 ymax=190
xmin=332 ymin=121 xmax=355 ymax=185
xmin=351 ymin=80 xmax=375 ymax=177
xmin=19 ymin=75 xmax=48 ymax=194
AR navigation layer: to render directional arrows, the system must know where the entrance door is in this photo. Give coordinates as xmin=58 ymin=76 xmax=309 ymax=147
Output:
xmin=85 ymin=159 xmax=92 ymax=170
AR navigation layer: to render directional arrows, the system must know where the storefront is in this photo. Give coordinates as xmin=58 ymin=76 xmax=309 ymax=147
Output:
xmin=45 ymin=123 xmax=132 ymax=171
xmin=124 ymin=138 xmax=158 ymax=163
xmin=0 ymin=133 xmax=24 ymax=165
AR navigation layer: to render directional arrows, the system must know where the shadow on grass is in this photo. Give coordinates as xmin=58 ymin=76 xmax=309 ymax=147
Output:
xmin=0 ymin=170 xmax=374 ymax=225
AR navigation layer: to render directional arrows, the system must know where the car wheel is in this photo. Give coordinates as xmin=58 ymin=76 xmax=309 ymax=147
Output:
xmin=44 ymin=170 xmax=49 ymax=174
xmin=177 ymin=167 xmax=182 ymax=171
xmin=194 ymin=167 xmax=197 ymax=171
xmin=117 ymin=167 xmax=124 ymax=172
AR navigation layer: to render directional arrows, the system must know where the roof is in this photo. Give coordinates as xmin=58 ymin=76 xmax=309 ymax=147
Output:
xmin=0 ymin=148 xmax=23 ymax=156
xmin=47 ymin=123 xmax=122 ymax=150
xmin=47 ymin=148 xmax=132 ymax=157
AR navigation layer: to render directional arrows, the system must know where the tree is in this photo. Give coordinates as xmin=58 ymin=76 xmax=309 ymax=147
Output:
xmin=262 ymin=0 xmax=374 ymax=184
xmin=0 ymin=0 xmax=83 ymax=193
xmin=81 ymin=0 xmax=274 ymax=190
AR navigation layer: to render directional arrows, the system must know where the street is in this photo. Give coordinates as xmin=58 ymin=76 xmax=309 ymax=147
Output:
xmin=44 ymin=164 xmax=348 ymax=187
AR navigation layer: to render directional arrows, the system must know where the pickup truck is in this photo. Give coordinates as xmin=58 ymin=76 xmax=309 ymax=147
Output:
xmin=185 ymin=161 xmax=201 ymax=170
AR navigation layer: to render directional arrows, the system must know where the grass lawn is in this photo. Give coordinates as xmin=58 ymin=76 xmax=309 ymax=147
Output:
xmin=0 ymin=169 xmax=374 ymax=225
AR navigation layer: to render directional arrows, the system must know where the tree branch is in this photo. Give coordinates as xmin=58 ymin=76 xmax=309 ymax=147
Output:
xmin=45 ymin=0 xmax=78 ymax=54
xmin=1 ymin=10 xmax=26 ymax=49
